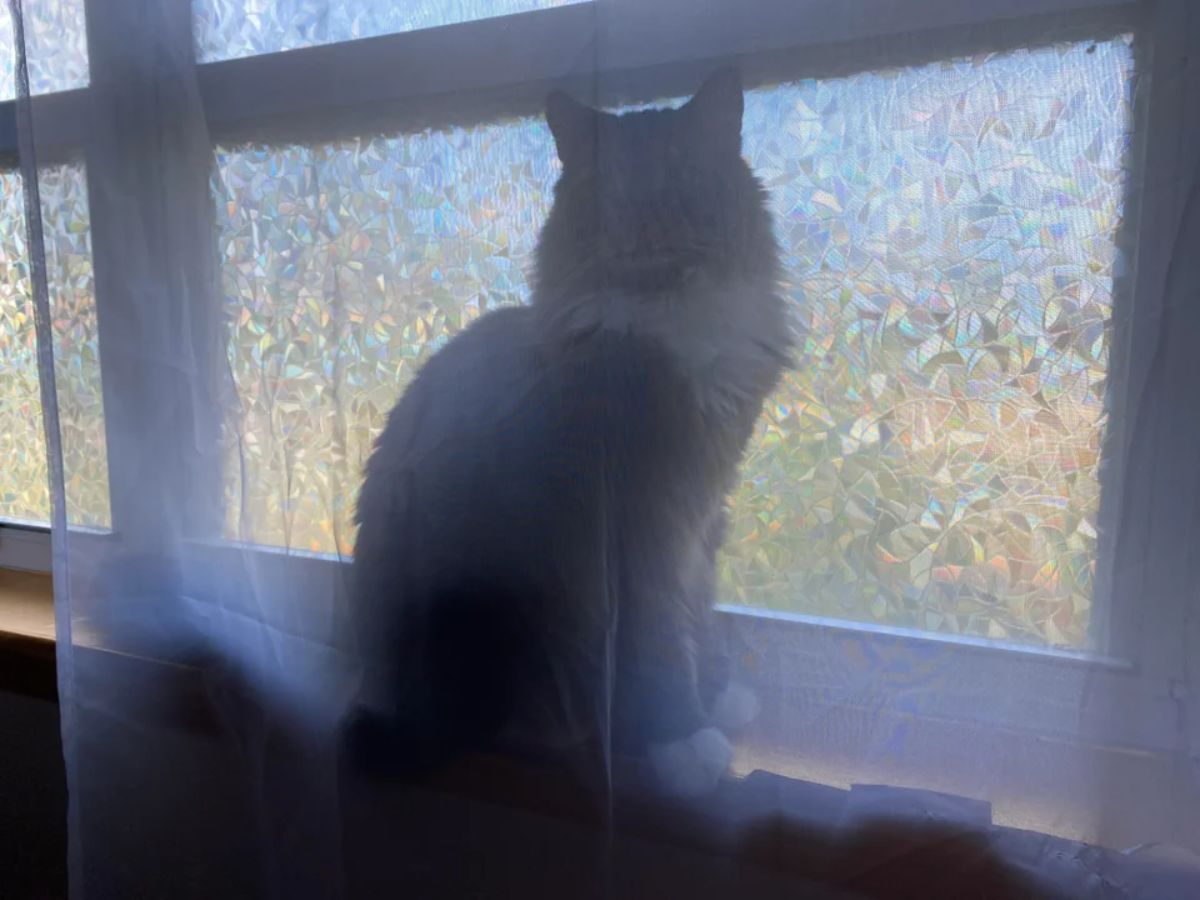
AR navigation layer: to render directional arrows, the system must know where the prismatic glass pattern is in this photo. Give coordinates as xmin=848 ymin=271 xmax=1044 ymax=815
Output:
xmin=213 ymin=36 xmax=1134 ymax=646
xmin=0 ymin=163 xmax=110 ymax=527
xmin=194 ymin=0 xmax=588 ymax=62
xmin=0 ymin=0 xmax=88 ymax=100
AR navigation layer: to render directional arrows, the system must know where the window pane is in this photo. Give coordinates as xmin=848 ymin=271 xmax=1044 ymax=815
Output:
xmin=0 ymin=0 xmax=89 ymax=100
xmin=213 ymin=35 xmax=1135 ymax=648
xmin=214 ymin=120 xmax=555 ymax=552
xmin=0 ymin=163 xmax=110 ymax=528
xmin=194 ymin=0 xmax=588 ymax=63
xmin=729 ymin=37 xmax=1134 ymax=648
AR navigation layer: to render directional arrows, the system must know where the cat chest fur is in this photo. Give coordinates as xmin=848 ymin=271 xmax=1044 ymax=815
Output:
xmin=537 ymin=278 xmax=788 ymax=442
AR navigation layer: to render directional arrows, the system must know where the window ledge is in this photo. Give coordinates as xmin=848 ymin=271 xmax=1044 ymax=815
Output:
xmin=0 ymin=523 xmax=52 ymax=573
xmin=346 ymin=750 xmax=1200 ymax=897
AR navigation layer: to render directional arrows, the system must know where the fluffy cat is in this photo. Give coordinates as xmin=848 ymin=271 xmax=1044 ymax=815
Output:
xmin=347 ymin=69 xmax=789 ymax=796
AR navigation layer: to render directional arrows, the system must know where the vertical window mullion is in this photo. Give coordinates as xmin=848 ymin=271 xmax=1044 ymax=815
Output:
xmin=81 ymin=0 xmax=224 ymax=548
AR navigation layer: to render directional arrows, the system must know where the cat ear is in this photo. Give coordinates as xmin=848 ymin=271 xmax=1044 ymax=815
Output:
xmin=545 ymin=90 xmax=599 ymax=167
xmin=685 ymin=68 xmax=744 ymax=154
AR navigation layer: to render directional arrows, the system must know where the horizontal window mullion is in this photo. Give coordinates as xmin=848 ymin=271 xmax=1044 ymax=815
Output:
xmin=195 ymin=1 xmax=1139 ymax=144
xmin=0 ymin=89 xmax=90 ymax=164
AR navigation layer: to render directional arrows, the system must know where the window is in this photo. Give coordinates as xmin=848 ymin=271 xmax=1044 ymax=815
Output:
xmin=0 ymin=2 xmax=1151 ymax=652
xmin=213 ymin=118 xmax=558 ymax=555
xmin=727 ymin=39 xmax=1133 ymax=648
xmin=0 ymin=162 xmax=107 ymax=529
xmin=0 ymin=0 xmax=102 ymax=546
xmin=211 ymin=34 xmax=1134 ymax=650
xmin=0 ymin=0 xmax=87 ymax=99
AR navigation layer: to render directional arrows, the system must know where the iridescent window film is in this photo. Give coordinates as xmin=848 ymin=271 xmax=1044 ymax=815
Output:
xmin=0 ymin=0 xmax=89 ymax=100
xmin=728 ymin=37 xmax=1133 ymax=647
xmin=213 ymin=35 xmax=1135 ymax=646
xmin=0 ymin=163 xmax=110 ymax=527
xmin=194 ymin=0 xmax=588 ymax=63
xmin=214 ymin=121 xmax=555 ymax=553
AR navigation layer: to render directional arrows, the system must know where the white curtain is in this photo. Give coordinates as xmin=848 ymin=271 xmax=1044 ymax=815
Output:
xmin=9 ymin=0 xmax=1199 ymax=897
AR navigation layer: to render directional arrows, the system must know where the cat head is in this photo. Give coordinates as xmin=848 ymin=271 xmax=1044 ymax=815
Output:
xmin=534 ymin=69 xmax=778 ymax=299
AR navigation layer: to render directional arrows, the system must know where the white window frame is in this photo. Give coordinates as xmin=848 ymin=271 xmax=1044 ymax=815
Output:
xmin=0 ymin=523 xmax=51 ymax=572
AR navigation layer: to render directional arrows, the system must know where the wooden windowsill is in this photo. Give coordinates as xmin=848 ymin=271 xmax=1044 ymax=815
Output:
xmin=0 ymin=567 xmax=56 ymax=699
xmin=0 ymin=567 xmax=54 ymax=642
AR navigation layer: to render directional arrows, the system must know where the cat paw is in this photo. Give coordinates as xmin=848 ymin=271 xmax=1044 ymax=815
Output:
xmin=709 ymin=683 xmax=760 ymax=732
xmin=648 ymin=726 xmax=733 ymax=797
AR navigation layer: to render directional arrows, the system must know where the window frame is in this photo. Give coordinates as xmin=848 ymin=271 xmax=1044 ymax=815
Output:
xmin=0 ymin=523 xmax=51 ymax=572
xmin=1 ymin=0 xmax=1195 ymax=817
